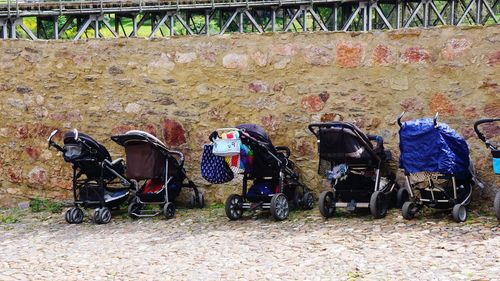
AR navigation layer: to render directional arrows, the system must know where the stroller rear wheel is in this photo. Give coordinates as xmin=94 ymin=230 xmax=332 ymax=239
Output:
xmin=452 ymin=204 xmax=467 ymax=223
xmin=302 ymin=192 xmax=314 ymax=210
xmin=495 ymin=191 xmax=500 ymax=221
xmin=396 ymin=188 xmax=410 ymax=209
xmin=270 ymin=193 xmax=289 ymax=221
xmin=128 ymin=201 xmax=141 ymax=219
xmin=163 ymin=202 xmax=175 ymax=219
xmin=65 ymin=207 xmax=84 ymax=224
xmin=319 ymin=191 xmax=336 ymax=218
xmin=99 ymin=207 xmax=112 ymax=224
xmin=370 ymin=191 xmax=388 ymax=219
xmin=190 ymin=193 xmax=205 ymax=209
xmin=402 ymin=201 xmax=417 ymax=220
xmin=225 ymin=194 xmax=244 ymax=221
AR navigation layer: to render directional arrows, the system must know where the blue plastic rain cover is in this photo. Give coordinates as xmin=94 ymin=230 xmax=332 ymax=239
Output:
xmin=399 ymin=118 xmax=470 ymax=175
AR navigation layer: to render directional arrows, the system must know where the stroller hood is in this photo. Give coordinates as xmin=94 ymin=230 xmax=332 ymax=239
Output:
xmin=63 ymin=131 xmax=111 ymax=161
xmin=236 ymin=124 xmax=273 ymax=145
xmin=399 ymin=118 xmax=470 ymax=175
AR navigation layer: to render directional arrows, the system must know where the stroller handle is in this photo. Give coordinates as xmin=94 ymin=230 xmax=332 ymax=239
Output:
xmin=275 ymin=146 xmax=291 ymax=158
xmin=308 ymin=122 xmax=348 ymax=137
xmin=474 ymin=118 xmax=500 ymax=149
xmin=47 ymin=129 xmax=64 ymax=152
xmin=397 ymin=112 xmax=439 ymax=128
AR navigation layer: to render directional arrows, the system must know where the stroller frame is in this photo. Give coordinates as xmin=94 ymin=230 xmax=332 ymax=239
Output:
xmin=474 ymin=118 xmax=500 ymax=221
xmin=48 ymin=129 xmax=133 ymax=224
xmin=112 ymin=130 xmax=203 ymax=220
xmin=309 ymin=122 xmax=399 ymax=219
xmin=213 ymin=127 xmax=314 ymax=221
xmin=397 ymin=112 xmax=473 ymax=222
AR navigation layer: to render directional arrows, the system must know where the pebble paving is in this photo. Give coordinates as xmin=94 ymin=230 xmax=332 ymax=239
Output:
xmin=0 ymin=208 xmax=498 ymax=280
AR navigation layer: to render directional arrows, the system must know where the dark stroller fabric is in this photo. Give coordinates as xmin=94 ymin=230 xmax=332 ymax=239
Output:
xmin=399 ymin=118 xmax=470 ymax=175
xmin=125 ymin=142 xmax=167 ymax=180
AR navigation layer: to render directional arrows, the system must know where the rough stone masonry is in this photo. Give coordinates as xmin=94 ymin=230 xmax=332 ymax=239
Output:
xmin=0 ymin=26 xmax=498 ymax=207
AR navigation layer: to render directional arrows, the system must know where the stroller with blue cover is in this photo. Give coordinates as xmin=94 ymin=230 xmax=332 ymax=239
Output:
xmin=48 ymin=129 xmax=133 ymax=224
xmin=308 ymin=122 xmax=401 ymax=219
xmin=205 ymin=124 xmax=314 ymax=221
xmin=474 ymin=118 xmax=500 ymax=220
xmin=112 ymin=130 xmax=203 ymax=220
xmin=397 ymin=113 xmax=474 ymax=222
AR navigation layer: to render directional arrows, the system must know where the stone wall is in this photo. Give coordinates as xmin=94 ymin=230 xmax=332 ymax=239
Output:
xmin=0 ymin=26 xmax=499 ymax=207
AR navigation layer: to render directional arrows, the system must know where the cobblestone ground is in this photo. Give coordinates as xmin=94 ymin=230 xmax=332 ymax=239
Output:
xmin=0 ymin=207 xmax=498 ymax=281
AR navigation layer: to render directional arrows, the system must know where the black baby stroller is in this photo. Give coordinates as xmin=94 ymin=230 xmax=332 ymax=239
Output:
xmin=474 ymin=118 xmax=500 ymax=220
xmin=205 ymin=124 xmax=314 ymax=221
xmin=48 ymin=129 xmax=133 ymax=224
xmin=397 ymin=113 xmax=473 ymax=222
xmin=308 ymin=122 xmax=401 ymax=219
xmin=112 ymin=130 xmax=203 ymax=220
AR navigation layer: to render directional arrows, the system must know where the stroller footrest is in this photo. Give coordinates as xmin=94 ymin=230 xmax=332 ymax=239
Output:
xmin=335 ymin=201 xmax=369 ymax=209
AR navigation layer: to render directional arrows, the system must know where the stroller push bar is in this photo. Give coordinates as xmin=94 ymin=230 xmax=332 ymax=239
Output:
xmin=474 ymin=118 xmax=500 ymax=149
xmin=397 ymin=112 xmax=440 ymax=128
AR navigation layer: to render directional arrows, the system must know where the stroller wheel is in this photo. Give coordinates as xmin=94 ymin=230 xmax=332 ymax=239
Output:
xmin=64 ymin=208 xmax=72 ymax=224
xmin=65 ymin=207 xmax=83 ymax=224
xmin=396 ymin=188 xmax=410 ymax=209
xmin=92 ymin=208 xmax=101 ymax=224
xmin=402 ymin=201 xmax=417 ymax=220
xmin=99 ymin=207 xmax=112 ymax=224
xmin=128 ymin=201 xmax=141 ymax=219
xmin=190 ymin=193 xmax=205 ymax=209
xmin=494 ymin=191 xmax=500 ymax=221
xmin=225 ymin=194 xmax=243 ymax=221
xmin=302 ymin=192 xmax=314 ymax=210
xmin=270 ymin=193 xmax=289 ymax=221
xmin=319 ymin=191 xmax=336 ymax=218
xmin=370 ymin=191 xmax=388 ymax=219
xmin=72 ymin=208 xmax=84 ymax=224
xmin=452 ymin=204 xmax=467 ymax=223
xmin=163 ymin=202 xmax=175 ymax=220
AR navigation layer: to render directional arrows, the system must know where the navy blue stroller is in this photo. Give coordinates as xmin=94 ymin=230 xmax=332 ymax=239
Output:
xmin=207 ymin=124 xmax=314 ymax=221
xmin=397 ymin=113 xmax=473 ymax=222
xmin=474 ymin=118 xmax=500 ymax=221
xmin=48 ymin=129 xmax=133 ymax=224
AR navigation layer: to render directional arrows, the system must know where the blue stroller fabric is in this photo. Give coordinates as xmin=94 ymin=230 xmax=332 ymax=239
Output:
xmin=399 ymin=118 xmax=470 ymax=176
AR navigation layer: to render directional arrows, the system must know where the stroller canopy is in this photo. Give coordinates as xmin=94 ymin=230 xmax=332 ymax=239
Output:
xmin=63 ymin=131 xmax=111 ymax=161
xmin=399 ymin=118 xmax=470 ymax=175
xmin=236 ymin=124 xmax=273 ymax=145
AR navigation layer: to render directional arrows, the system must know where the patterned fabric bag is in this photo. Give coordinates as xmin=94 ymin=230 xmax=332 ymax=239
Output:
xmin=201 ymin=144 xmax=234 ymax=184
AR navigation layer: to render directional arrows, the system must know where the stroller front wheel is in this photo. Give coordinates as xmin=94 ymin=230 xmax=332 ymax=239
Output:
xmin=396 ymin=187 xmax=410 ymax=209
xmin=494 ymin=191 xmax=500 ymax=221
xmin=65 ymin=207 xmax=84 ymax=224
xmin=225 ymin=194 xmax=244 ymax=221
xmin=319 ymin=191 xmax=336 ymax=218
xmin=163 ymin=202 xmax=176 ymax=220
xmin=370 ymin=191 xmax=388 ymax=219
xmin=452 ymin=204 xmax=467 ymax=223
xmin=402 ymin=201 xmax=417 ymax=220
xmin=270 ymin=193 xmax=289 ymax=221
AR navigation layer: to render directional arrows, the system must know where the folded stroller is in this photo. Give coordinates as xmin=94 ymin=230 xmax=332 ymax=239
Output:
xmin=308 ymin=122 xmax=401 ymax=219
xmin=48 ymin=129 xmax=133 ymax=224
xmin=112 ymin=130 xmax=203 ymax=220
xmin=205 ymin=124 xmax=314 ymax=221
xmin=397 ymin=113 xmax=473 ymax=222
xmin=474 ymin=118 xmax=500 ymax=220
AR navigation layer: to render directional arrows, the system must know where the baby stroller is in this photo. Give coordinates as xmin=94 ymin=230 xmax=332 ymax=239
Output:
xmin=474 ymin=118 xmax=500 ymax=220
xmin=308 ymin=122 xmax=401 ymax=219
xmin=112 ymin=130 xmax=203 ymax=220
xmin=48 ymin=129 xmax=133 ymax=224
xmin=397 ymin=113 xmax=473 ymax=222
xmin=204 ymin=124 xmax=314 ymax=221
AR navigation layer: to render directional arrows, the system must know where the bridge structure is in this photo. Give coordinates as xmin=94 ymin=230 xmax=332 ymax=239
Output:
xmin=0 ymin=0 xmax=498 ymax=40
